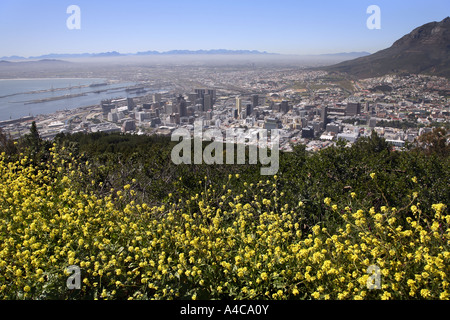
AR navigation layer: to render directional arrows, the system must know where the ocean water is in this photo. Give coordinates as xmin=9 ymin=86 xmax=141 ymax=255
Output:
xmin=0 ymin=78 xmax=154 ymax=121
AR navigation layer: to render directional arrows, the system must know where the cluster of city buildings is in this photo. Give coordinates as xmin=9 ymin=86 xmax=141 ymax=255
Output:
xmin=1 ymin=72 xmax=449 ymax=153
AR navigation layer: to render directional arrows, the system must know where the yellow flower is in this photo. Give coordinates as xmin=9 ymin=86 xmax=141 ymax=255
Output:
xmin=420 ymin=289 xmax=431 ymax=298
xmin=324 ymin=198 xmax=332 ymax=206
xmin=370 ymin=173 xmax=376 ymax=179
xmin=381 ymin=292 xmax=392 ymax=300
xmin=432 ymin=203 xmax=446 ymax=215
xmin=312 ymin=225 xmax=321 ymax=235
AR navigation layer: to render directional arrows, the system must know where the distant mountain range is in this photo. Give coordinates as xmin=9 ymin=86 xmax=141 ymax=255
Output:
xmin=0 ymin=50 xmax=375 ymax=62
xmin=0 ymin=49 xmax=276 ymax=60
xmin=323 ymin=17 xmax=450 ymax=78
xmin=0 ymin=59 xmax=72 ymax=65
xmin=136 ymin=49 xmax=275 ymax=56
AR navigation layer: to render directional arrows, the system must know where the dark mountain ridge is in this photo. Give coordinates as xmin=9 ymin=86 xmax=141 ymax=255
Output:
xmin=323 ymin=17 xmax=450 ymax=78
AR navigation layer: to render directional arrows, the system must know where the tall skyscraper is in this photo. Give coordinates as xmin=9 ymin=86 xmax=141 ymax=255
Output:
xmin=280 ymin=100 xmax=290 ymax=113
xmin=252 ymin=94 xmax=259 ymax=107
xmin=194 ymin=88 xmax=216 ymax=111
xmin=321 ymin=106 xmax=328 ymax=126
xmin=203 ymin=94 xmax=212 ymax=111
xmin=246 ymin=104 xmax=253 ymax=118
xmin=195 ymin=88 xmax=206 ymax=98
xmin=207 ymin=89 xmax=216 ymax=101
xmin=127 ymin=98 xmax=136 ymax=110
xmin=236 ymin=96 xmax=242 ymax=117
xmin=176 ymin=95 xmax=187 ymax=117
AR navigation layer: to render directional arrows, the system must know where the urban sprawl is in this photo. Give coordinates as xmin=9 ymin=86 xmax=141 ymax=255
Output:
xmin=1 ymin=68 xmax=449 ymax=153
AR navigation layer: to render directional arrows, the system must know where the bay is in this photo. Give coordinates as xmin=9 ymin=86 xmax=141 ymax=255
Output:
xmin=0 ymin=78 xmax=158 ymax=121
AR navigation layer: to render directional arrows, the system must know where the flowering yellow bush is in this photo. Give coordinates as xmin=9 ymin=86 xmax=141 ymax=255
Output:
xmin=0 ymin=150 xmax=448 ymax=300
xmin=296 ymin=200 xmax=449 ymax=300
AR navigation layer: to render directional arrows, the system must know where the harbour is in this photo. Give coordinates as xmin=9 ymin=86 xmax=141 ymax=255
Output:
xmin=0 ymin=78 xmax=148 ymax=121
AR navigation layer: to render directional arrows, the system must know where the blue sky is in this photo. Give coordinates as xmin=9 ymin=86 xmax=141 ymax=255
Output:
xmin=0 ymin=0 xmax=449 ymax=57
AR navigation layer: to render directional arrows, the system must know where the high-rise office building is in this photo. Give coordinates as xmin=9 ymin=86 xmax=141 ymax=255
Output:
xmin=246 ymin=104 xmax=253 ymax=117
xmin=101 ymin=100 xmax=115 ymax=116
xmin=180 ymin=104 xmax=187 ymax=117
xmin=153 ymin=93 xmax=162 ymax=103
xmin=207 ymin=89 xmax=216 ymax=101
xmin=321 ymin=106 xmax=328 ymax=126
xmin=252 ymin=94 xmax=259 ymax=108
xmin=175 ymin=95 xmax=187 ymax=117
xmin=280 ymin=100 xmax=290 ymax=113
xmin=127 ymin=98 xmax=136 ymax=110
xmin=346 ymin=102 xmax=361 ymax=116
xmin=203 ymin=94 xmax=212 ymax=111
xmin=195 ymin=88 xmax=206 ymax=98
xmin=236 ymin=96 xmax=242 ymax=116
xmin=188 ymin=93 xmax=198 ymax=105
xmin=194 ymin=88 xmax=216 ymax=111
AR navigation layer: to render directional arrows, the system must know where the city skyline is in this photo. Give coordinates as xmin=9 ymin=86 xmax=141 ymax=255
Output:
xmin=0 ymin=0 xmax=449 ymax=58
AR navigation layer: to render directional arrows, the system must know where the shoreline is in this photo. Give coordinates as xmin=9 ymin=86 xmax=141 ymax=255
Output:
xmin=0 ymin=77 xmax=106 ymax=81
xmin=0 ymin=78 xmax=147 ymax=122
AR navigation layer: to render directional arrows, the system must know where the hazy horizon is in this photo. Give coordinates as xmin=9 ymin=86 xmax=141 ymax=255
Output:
xmin=0 ymin=53 xmax=374 ymax=70
xmin=0 ymin=49 xmax=374 ymax=60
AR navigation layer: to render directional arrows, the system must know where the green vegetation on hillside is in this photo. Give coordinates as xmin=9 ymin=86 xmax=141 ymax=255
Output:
xmin=0 ymin=124 xmax=448 ymax=300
